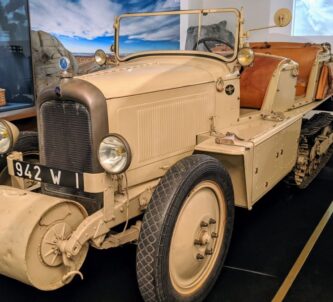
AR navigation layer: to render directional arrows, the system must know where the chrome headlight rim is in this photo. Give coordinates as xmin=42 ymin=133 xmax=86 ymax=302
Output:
xmin=237 ymin=47 xmax=255 ymax=67
xmin=0 ymin=120 xmax=13 ymax=155
xmin=98 ymin=133 xmax=132 ymax=175
xmin=94 ymin=49 xmax=107 ymax=66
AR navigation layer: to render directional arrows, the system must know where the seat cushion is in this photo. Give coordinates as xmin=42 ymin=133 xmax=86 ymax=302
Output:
xmin=240 ymin=55 xmax=283 ymax=109
xmin=251 ymin=42 xmax=323 ymax=97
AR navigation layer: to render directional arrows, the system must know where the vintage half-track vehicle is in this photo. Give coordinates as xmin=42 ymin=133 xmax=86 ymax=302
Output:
xmin=0 ymin=7 xmax=333 ymax=302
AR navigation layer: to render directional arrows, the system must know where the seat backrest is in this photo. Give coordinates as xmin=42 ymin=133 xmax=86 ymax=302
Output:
xmin=240 ymin=55 xmax=283 ymax=109
xmin=250 ymin=42 xmax=323 ymax=97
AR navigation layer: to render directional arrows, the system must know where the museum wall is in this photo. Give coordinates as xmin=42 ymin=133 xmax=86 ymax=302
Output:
xmin=183 ymin=0 xmax=333 ymax=46
xmin=181 ymin=0 xmax=271 ymax=42
xmin=268 ymin=0 xmax=333 ymax=45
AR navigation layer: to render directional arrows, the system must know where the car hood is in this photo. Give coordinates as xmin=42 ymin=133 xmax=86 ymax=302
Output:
xmin=77 ymin=60 xmax=215 ymax=99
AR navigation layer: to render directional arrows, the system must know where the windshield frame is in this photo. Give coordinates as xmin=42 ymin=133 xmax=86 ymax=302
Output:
xmin=114 ymin=8 xmax=241 ymax=62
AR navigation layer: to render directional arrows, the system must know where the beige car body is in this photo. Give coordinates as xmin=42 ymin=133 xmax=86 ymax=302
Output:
xmin=0 ymin=7 xmax=332 ymax=293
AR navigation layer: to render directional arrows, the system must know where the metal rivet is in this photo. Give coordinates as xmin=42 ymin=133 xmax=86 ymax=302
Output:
xmin=205 ymin=249 xmax=213 ymax=256
xmin=211 ymin=232 xmax=218 ymax=238
xmin=194 ymin=239 xmax=202 ymax=246
xmin=209 ymin=218 xmax=216 ymax=225
xmin=200 ymin=221 xmax=209 ymax=228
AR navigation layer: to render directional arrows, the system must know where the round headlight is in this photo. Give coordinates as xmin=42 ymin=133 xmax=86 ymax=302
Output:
xmin=0 ymin=121 xmax=13 ymax=154
xmin=95 ymin=49 xmax=107 ymax=66
xmin=238 ymin=47 xmax=255 ymax=67
xmin=98 ymin=134 xmax=132 ymax=174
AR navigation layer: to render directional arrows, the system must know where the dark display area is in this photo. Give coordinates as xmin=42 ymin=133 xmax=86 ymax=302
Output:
xmin=0 ymin=0 xmax=34 ymax=112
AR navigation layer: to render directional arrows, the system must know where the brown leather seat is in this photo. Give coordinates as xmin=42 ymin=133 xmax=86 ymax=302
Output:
xmin=240 ymin=55 xmax=283 ymax=109
xmin=250 ymin=42 xmax=323 ymax=97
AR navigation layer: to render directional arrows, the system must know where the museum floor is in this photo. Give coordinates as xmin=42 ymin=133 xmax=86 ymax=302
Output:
xmin=1 ymin=158 xmax=333 ymax=302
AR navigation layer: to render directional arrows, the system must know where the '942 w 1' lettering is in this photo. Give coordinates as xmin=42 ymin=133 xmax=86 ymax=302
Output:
xmin=13 ymin=160 xmax=84 ymax=190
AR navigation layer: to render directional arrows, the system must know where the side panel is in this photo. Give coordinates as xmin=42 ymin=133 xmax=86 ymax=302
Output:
xmin=271 ymin=68 xmax=297 ymax=112
xmin=195 ymin=117 xmax=303 ymax=209
xmin=215 ymin=78 xmax=240 ymax=131
xmin=209 ymin=153 xmax=248 ymax=208
xmin=260 ymin=59 xmax=298 ymax=113
xmin=251 ymin=119 xmax=302 ymax=203
xmin=107 ymin=83 xmax=215 ymax=186
xmin=195 ymin=137 xmax=254 ymax=209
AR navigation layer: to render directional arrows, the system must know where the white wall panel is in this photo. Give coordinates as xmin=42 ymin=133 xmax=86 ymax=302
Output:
xmin=181 ymin=0 xmax=333 ymax=45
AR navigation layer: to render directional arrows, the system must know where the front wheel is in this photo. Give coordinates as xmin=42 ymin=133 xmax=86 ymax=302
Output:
xmin=136 ymin=154 xmax=234 ymax=302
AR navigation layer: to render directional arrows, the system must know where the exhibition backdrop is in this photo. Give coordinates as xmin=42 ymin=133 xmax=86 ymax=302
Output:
xmin=0 ymin=0 xmax=332 ymax=113
xmin=29 ymin=0 xmax=181 ymax=55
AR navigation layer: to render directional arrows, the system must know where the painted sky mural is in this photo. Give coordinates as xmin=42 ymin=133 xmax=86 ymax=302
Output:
xmin=293 ymin=0 xmax=333 ymax=36
xmin=29 ymin=0 xmax=180 ymax=54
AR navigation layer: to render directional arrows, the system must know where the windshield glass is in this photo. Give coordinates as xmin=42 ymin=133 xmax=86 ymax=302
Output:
xmin=116 ymin=9 xmax=239 ymax=61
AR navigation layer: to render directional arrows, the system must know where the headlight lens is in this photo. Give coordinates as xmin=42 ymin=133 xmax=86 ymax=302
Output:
xmin=95 ymin=49 xmax=107 ymax=66
xmin=238 ymin=47 xmax=255 ymax=67
xmin=98 ymin=134 xmax=131 ymax=174
xmin=0 ymin=121 xmax=12 ymax=154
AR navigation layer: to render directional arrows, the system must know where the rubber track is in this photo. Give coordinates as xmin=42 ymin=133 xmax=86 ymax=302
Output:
xmin=286 ymin=112 xmax=333 ymax=188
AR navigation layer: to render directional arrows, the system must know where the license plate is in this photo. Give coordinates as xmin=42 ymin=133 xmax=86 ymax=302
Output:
xmin=13 ymin=160 xmax=84 ymax=190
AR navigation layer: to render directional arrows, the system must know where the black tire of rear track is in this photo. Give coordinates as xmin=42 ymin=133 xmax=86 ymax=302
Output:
xmin=0 ymin=131 xmax=39 ymax=175
xmin=136 ymin=154 xmax=235 ymax=302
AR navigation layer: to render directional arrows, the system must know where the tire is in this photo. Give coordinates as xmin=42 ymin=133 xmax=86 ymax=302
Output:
xmin=0 ymin=131 xmax=39 ymax=184
xmin=12 ymin=131 xmax=39 ymax=155
xmin=136 ymin=154 xmax=234 ymax=302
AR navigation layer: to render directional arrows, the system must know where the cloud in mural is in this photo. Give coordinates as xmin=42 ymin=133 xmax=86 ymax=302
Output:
xmin=29 ymin=0 xmax=121 ymax=39
xmin=121 ymin=14 xmax=180 ymax=41
xmin=294 ymin=0 xmax=333 ymax=36
xmin=129 ymin=23 xmax=180 ymax=41
xmin=29 ymin=0 xmax=180 ymax=40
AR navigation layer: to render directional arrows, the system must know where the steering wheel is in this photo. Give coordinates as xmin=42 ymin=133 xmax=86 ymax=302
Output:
xmin=193 ymin=37 xmax=234 ymax=53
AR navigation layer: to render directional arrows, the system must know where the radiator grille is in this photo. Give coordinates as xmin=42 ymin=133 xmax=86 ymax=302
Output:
xmin=39 ymin=100 xmax=101 ymax=213
xmin=40 ymin=100 xmax=93 ymax=172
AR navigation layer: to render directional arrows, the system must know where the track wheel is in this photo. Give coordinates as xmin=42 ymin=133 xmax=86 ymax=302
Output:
xmin=136 ymin=154 xmax=234 ymax=302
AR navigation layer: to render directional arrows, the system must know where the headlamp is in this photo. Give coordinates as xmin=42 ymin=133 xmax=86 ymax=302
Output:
xmin=98 ymin=134 xmax=131 ymax=174
xmin=237 ymin=47 xmax=255 ymax=67
xmin=95 ymin=49 xmax=107 ymax=66
xmin=0 ymin=120 xmax=13 ymax=154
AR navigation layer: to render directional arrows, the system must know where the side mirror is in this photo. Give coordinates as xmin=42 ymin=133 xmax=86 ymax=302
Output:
xmin=274 ymin=8 xmax=292 ymax=27
xmin=244 ymin=8 xmax=292 ymax=38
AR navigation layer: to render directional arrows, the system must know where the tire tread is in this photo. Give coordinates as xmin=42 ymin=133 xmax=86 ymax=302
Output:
xmin=136 ymin=154 xmax=234 ymax=302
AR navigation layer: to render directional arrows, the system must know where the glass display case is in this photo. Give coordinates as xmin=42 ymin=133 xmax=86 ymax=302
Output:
xmin=0 ymin=0 xmax=35 ymax=112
